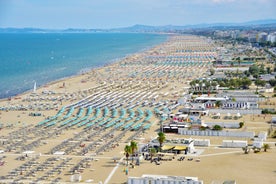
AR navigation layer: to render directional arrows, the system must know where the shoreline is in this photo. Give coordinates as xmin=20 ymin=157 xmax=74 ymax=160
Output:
xmin=0 ymin=33 xmax=170 ymax=101
xmin=0 ymin=34 xmax=273 ymax=184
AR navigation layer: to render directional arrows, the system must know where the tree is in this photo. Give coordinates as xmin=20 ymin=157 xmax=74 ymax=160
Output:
xmin=229 ymin=78 xmax=238 ymax=88
xmin=259 ymin=64 xmax=266 ymax=74
xmin=149 ymin=148 xmax=156 ymax=161
xmin=266 ymin=67 xmax=271 ymax=74
xmin=244 ymin=70 xmax=250 ymax=77
xmin=249 ymin=65 xmax=259 ymax=76
xmin=215 ymin=100 xmax=222 ymax=108
xmin=263 ymin=143 xmax=270 ymax=152
xmin=157 ymin=132 xmax=166 ymax=149
xmin=241 ymin=77 xmax=252 ymax=89
xmin=239 ymin=122 xmax=244 ymax=128
xmin=124 ymin=145 xmax=131 ymax=166
xmin=130 ymin=140 xmax=138 ymax=163
xmin=213 ymin=125 xmax=222 ymax=131
xmin=268 ymin=79 xmax=276 ymax=87
xmin=255 ymin=79 xmax=266 ymax=87
xmin=189 ymin=80 xmax=196 ymax=87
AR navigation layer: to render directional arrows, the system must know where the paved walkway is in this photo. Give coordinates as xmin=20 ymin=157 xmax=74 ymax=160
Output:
xmin=200 ymin=150 xmax=242 ymax=157
xmin=104 ymin=157 xmax=124 ymax=184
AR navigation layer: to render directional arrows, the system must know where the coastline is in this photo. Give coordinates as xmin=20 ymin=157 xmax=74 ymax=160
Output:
xmin=0 ymin=34 xmax=274 ymax=184
xmin=0 ymin=32 xmax=168 ymax=100
xmin=0 ymin=34 xmax=171 ymax=107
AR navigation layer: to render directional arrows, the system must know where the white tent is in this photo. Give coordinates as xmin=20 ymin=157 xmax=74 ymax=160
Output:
xmin=53 ymin=151 xmax=65 ymax=155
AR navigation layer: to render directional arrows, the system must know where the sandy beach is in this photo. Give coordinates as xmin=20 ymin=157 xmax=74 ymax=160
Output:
xmin=0 ymin=35 xmax=275 ymax=184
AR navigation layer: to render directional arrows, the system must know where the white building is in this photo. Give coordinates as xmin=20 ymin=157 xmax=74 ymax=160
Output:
xmin=128 ymin=175 xmax=203 ymax=184
xmin=143 ymin=138 xmax=196 ymax=154
xmin=257 ymin=32 xmax=268 ymax=42
xmin=267 ymin=33 xmax=276 ymax=43
xmin=222 ymin=140 xmax=248 ymax=148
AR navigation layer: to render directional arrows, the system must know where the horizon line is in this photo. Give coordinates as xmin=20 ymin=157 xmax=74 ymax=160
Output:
xmin=1 ymin=18 xmax=276 ymax=30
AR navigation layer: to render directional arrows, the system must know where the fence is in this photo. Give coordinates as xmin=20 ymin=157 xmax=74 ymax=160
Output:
xmin=222 ymin=140 xmax=248 ymax=148
xmin=178 ymin=129 xmax=255 ymax=138
xmin=194 ymin=139 xmax=210 ymax=147
xmin=209 ymin=109 xmax=262 ymax=115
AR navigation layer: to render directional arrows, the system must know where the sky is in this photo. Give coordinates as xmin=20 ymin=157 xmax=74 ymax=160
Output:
xmin=0 ymin=0 xmax=275 ymax=29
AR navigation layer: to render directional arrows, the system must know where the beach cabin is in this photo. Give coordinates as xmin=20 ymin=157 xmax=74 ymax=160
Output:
xmin=194 ymin=96 xmax=229 ymax=103
xmin=162 ymin=122 xmax=187 ymax=133
xmin=222 ymin=101 xmax=250 ymax=109
xmin=217 ymin=91 xmax=261 ymax=109
xmin=178 ymin=107 xmax=209 ymax=116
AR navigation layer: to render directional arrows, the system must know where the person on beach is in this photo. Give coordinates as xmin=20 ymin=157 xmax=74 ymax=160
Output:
xmin=125 ymin=167 xmax=128 ymax=175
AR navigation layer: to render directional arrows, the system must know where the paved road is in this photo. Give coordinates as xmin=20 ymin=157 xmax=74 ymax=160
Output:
xmin=104 ymin=157 xmax=124 ymax=184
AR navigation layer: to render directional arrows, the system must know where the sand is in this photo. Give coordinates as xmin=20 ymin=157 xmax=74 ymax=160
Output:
xmin=0 ymin=35 xmax=275 ymax=184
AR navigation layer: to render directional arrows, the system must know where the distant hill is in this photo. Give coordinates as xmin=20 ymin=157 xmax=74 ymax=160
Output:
xmin=114 ymin=19 xmax=276 ymax=32
xmin=1 ymin=19 xmax=276 ymax=33
xmin=242 ymin=19 xmax=276 ymax=25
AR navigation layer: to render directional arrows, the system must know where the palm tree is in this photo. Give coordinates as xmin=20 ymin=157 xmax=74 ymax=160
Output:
xmin=157 ymin=132 xmax=166 ymax=150
xmin=124 ymin=145 xmax=131 ymax=166
xmin=149 ymin=147 xmax=156 ymax=162
xmin=130 ymin=140 xmax=138 ymax=163
xmin=215 ymin=100 xmax=222 ymax=108
xmin=263 ymin=144 xmax=270 ymax=152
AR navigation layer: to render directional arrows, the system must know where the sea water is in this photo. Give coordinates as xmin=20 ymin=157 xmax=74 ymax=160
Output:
xmin=0 ymin=33 xmax=167 ymax=99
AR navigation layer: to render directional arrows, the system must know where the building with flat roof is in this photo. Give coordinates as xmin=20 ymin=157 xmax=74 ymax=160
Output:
xmin=128 ymin=174 xmax=203 ymax=184
xmin=144 ymin=138 xmax=196 ymax=154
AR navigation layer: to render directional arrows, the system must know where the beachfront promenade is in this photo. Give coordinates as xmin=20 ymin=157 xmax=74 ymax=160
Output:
xmin=2 ymin=35 xmax=270 ymax=183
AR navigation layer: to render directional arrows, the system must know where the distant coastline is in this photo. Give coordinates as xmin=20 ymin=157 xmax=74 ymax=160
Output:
xmin=1 ymin=19 xmax=276 ymax=33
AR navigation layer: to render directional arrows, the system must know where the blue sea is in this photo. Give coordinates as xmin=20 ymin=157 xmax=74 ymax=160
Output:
xmin=0 ymin=33 xmax=167 ymax=99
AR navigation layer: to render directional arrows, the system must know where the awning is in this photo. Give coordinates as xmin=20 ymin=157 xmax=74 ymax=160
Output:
xmin=173 ymin=146 xmax=187 ymax=151
xmin=53 ymin=151 xmax=65 ymax=155
xmin=161 ymin=145 xmax=175 ymax=151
